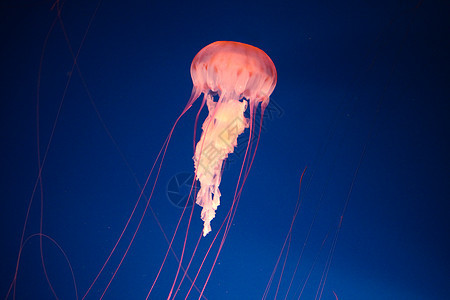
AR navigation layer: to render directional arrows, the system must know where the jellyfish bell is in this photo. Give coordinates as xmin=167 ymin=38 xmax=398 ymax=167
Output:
xmin=189 ymin=41 xmax=277 ymax=108
xmin=187 ymin=41 xmax=277 ymax=236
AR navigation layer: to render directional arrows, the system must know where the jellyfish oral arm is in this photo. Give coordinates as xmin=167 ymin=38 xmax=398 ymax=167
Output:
xmin=194 ymin=95 xmax=249 ymax=236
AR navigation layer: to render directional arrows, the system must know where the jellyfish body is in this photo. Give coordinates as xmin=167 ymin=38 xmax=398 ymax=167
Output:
xmin=188 ymin=41 xmax=277 ymax=236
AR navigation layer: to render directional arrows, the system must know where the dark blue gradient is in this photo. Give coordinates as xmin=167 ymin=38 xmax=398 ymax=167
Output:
xmin=1 ymin=1 xmax=449 ymax=299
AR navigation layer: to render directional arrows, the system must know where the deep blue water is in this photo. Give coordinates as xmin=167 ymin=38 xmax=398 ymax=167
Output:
xmin=1 ymin=1 xmax=449 ymax=299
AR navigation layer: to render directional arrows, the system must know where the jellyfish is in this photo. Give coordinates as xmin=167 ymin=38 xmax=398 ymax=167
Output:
xmin=185 ymin=41 xmax=277 ymax=236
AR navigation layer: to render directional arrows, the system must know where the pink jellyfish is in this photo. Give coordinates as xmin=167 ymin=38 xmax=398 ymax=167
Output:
xmin=186 ymin=41 xmax=277 ymax=236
